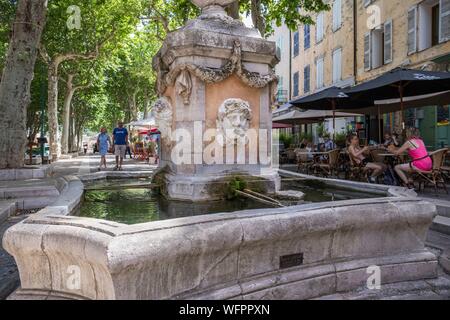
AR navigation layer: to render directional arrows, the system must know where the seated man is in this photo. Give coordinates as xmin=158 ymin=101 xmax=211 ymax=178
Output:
xmin=383 ymin=133 xmax=400 ymax=149
xmin=323 ymin=134 xmax=336 ymax=151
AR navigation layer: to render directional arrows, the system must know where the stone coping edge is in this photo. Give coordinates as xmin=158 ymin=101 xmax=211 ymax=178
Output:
xmin=277 ymin=169 xmax=417 ymax=198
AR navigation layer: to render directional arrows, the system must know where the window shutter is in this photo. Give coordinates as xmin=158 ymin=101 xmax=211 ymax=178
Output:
xmin=333 ymin=0 xmax=342 ymax=31
xmin=293 ymin=72 xmax=299 ymax=97
xmin=407 ymin=7 xmax=417 ymax=55
xmin=364 ymin=32 xmax=371 ymax=71
xmin=332 ymin=48 xmax=342 ymax=83
xmin=316 ymin=58 xmax=324 ymax=89
xmin=316 ymin=13 xmax=324 ymax=42
xmin=304 ymin=25 xmax=310 ymax=49
xmin=293 ymin=32 xmax=299 ymax=57
xmin=384 ymin=20 xmax=393 ymax=64
xmin=440 ymin=0 xmax=450 ymax=43
xmin=304 ymin=66 xmax=310 ymax=93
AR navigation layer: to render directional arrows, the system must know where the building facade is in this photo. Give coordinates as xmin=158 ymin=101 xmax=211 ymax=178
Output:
xmin=356 ymin=0 xmax=450 ymax=148
xmin=268 ymin=23 xmax=292 ymax=104
xmin=271 ymin=0 xmax=450 ymax=148
xmin=291 ymin=0 xmax=358 ymax=140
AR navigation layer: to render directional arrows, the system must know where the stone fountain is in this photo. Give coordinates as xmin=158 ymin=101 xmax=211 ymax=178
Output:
xmin=152 ymin=0 xmax=280 ymax=201
xmin=2 ymin=0 xmax=444 ymax=301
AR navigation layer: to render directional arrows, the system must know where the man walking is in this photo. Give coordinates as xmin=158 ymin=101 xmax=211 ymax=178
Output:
xmin=113 ymin=121 xmax=128 ymax=171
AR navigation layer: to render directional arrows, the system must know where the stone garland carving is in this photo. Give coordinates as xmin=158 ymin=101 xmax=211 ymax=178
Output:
xmin=156 ymin=40 xmax=279 ymax=100
xmin=216 ymin=98 xmax=252 ymax=146
xmin=152 ymin=97 xmax=173 ymax=142
xmin=175 ymin=70 xmax=192 ymax=105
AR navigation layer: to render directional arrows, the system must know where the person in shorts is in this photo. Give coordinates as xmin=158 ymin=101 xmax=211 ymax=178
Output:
xmin=97 ymin=127 xmax=111 ymax=171
xmin=347 ymin=134 xmax=386 ymax=184
xmin=113 ymin=121 xmax=128 ymax=171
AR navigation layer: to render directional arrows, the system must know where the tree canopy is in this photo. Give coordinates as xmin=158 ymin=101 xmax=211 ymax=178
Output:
xmin=0 ymin=0 xmax=329 ymax=165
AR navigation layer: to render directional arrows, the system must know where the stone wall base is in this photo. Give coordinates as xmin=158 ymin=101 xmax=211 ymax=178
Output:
xmin=0 ymin=166 xmax=52 ymax=181
xmin=154 ymin=169 xmax=281 ymax=202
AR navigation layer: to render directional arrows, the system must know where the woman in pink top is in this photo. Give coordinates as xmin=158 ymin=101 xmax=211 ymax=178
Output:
xmin=388 ymin=128 xmax=432 ymax=189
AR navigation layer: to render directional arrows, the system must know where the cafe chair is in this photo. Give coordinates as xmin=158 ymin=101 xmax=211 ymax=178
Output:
xmin=411 ymin=148 xmax=448 ymax=194
xmin=296 ymin=149 xmax=313 ymax=174
xmin=312 ymin=149 xmax=341 ymax=178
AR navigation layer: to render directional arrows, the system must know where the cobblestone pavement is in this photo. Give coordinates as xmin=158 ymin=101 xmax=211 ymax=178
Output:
xmin=0 ymin=215 xmax=28 ymax=300
xmin=0 ymin=160 xmax=448 ymax=300
xmin=51 ymin=154 xmax=156 ymax=177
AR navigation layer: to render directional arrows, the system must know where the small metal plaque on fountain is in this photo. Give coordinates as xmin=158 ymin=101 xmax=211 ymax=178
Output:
xmin=279 ymin=253 xmax=304 ymax=269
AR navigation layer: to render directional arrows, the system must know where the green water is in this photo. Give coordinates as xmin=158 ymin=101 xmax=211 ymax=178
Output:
xmin=78 ymin=188 xmax=272 ymax=225
xmin=77 ymin=179 xmax=380 ymax=225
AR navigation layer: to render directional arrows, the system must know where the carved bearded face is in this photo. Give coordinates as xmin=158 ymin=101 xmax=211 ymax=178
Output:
xmin=153 ymin=97 xmax=173 ymax=141
xmin=217 ymin=98 xmax=252 ymax=145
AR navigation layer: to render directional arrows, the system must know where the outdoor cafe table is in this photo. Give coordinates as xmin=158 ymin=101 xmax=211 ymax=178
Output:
xmin=377 ymin=152 xmax=409 ymax=167
xmin=296 ymin=151 xmax=330 ymax=166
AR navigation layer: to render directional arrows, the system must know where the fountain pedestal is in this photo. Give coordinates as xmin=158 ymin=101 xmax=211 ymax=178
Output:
xmin=152 ymin=0 xmax=280 ymax=201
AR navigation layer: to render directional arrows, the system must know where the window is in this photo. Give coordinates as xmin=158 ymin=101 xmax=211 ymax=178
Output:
xmin=316 ymin=57 xmax=324 ymax=89
xmin=417 ymin=1 xmax=438 ymax=51
xmin=332 ymin=48 xmax=342 ymax=83
xmin=293 ymin=31 xmax=299 ymax=57
xmin=433 ymin=4 xmax=440 ymax=46
xmin=304 ymin=24 xmax=310 ymax=49
xmin=364 ymin=21 xmax=393 ymax=71
xmin=316 ymin=13 xmax=324 ymax=43
xmin=276 ymin=36 xmax=283 ymax=58
xmin=371 ymin=28 xmax=384 ymax=69
xmin=304 ymin=65 xmax=310 ymax=93
xmin=415 ymin=0 xmax=449 ymax=51
xmin=293 ymin=72 xmax=299 ymax=97
xmin=332 ymin=0 xmax=342 ymax=31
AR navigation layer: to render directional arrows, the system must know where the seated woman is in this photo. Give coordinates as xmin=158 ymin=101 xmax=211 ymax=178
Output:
xmin=348 ymin=134 xmax=387 ymax=183
xmin=388 ymin=127 xmax=432 ymax=189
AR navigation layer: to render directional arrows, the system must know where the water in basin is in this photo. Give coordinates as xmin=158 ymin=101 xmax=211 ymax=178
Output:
xmin=77 ymin=179 xmax=381 ymax=225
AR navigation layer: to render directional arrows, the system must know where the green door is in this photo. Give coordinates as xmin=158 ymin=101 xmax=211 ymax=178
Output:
xmin=436 ymin=105 xmax=450 ymax=149
xmin=419 ymin=106 xmax=437 ymax=150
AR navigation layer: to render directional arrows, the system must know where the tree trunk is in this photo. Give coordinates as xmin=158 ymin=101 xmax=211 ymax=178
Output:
xmin=129 ymin=91 xmax=139 ymax=121
xmin=47 ymin=61 xmax=61 ymax=161
xmin=143 ymin=94 xmax=150 ymax=119
xmin=251 ymin=0 xmax=265 ymax=36
xmin=0 ymin=0 xmax=48 ymax=169
xmin=61 ymin=74 xmax=75 ymax=154
xmin=43 ymin=49 xmax=98 ymax=161
xmin=227 ymin=1 xmax=240 ymax=19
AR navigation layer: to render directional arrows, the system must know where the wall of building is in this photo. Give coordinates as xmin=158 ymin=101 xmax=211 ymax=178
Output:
xmin=291 ymin=0 xmax=356 ymax=99
xmin=271 ymin=0 xmax=450 ymax=147
xmin=268 ymin=23 xmax=292 ymax=103
xmin=356 ymin=0 xmax=450 ymax=147
xmin=356 ymin=0 xmax=450 ymax=83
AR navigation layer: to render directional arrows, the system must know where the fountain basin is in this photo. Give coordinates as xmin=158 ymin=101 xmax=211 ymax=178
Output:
xmin=2 ymin=171 xmax=438 ymax=300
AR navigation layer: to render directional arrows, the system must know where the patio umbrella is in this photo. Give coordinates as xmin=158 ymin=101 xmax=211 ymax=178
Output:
xmin=126 ymin=117 xmax=156 ymax=127
xmin=345 ymin=68 xmax=450 ymax=129
xmin=273 ymin=109 xmax=359 ymax=125
xmin=343 ymin=90 xmax=450 ymax=116
xmin=272 ymin=122 xmax=293 ymax=129
xmin=290 ymin=87 xmax=370 ymax=138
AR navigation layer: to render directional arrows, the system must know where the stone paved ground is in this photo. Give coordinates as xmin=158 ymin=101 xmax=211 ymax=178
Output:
xmin=51 ymin=154 xmax=156 ymax=177
xmin=0 ymin=158 xmax=449 ymax=300
xmin=0 ymin=215 xmax=28 ymax=300
xmin=0 ymin=154 xmax=156 ymax=299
